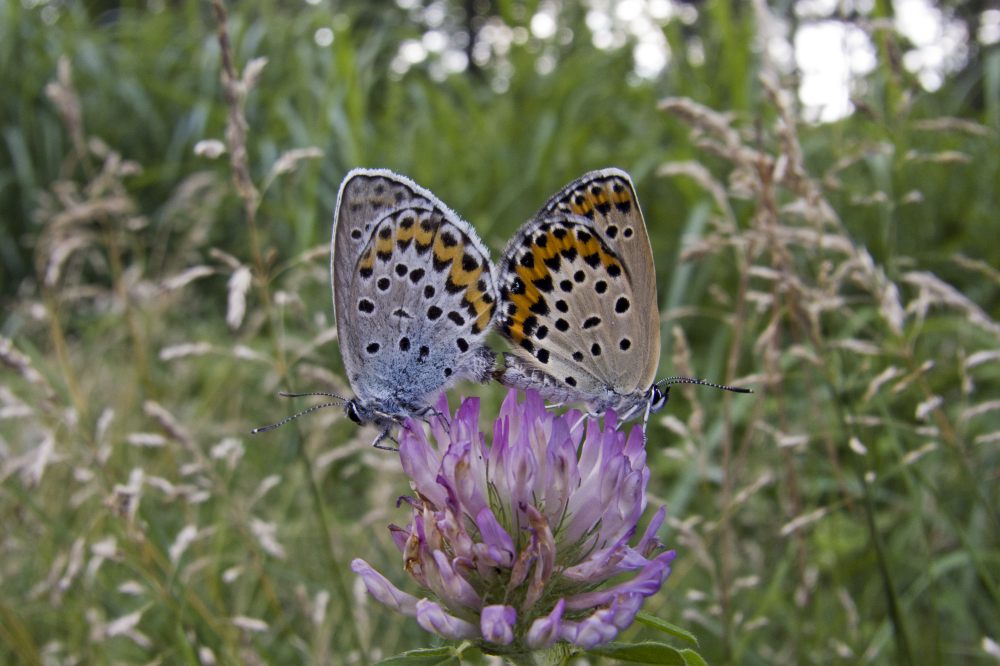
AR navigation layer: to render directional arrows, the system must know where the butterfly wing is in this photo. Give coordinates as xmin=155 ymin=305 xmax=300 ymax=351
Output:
xmin=539 ymin=168 xmax=660 ymax=389
xmin=495 ymin=169 xmax=659 ymax=411
xmin=332 ymin=169 xmax=497 ymax=413
xmin=495 ymin=213 xmax=648 ymax=405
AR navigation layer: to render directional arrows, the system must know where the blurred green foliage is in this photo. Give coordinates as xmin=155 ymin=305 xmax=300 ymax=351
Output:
xmin=1 ymin=0 xmax=999 ymax=664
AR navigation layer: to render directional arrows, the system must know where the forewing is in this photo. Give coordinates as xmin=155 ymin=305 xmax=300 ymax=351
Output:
xmin=538 ymin=168 xmax=659 ymax=388
xmin=332 ymin=169 xmax=435 ymax=354
xmin=495 ymin=213 xmax=649 ymax=400
xmin=340 ymin=204 xmax=497 ymax=409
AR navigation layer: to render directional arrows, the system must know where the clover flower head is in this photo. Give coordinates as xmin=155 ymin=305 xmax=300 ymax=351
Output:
xmin=352 ymin=390 xmax=675 ymax=655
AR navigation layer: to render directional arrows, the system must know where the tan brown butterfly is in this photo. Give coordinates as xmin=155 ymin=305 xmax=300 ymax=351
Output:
xmin=254 ymin=169 xmax=498 ymax=448
xmin=493 ymin=168 xmax=750 ymax=428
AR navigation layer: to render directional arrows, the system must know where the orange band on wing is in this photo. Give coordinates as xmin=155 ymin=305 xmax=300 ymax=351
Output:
xmin=502 ymin=224 xmax=622 ymax=344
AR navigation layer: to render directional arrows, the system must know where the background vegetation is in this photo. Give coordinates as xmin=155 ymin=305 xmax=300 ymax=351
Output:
xmin=2 ymin=0 xmax=998 ymax=663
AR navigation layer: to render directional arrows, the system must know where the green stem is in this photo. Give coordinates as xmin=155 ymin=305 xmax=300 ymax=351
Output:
xmin=296 ymin=437 xmax=369 ymax=664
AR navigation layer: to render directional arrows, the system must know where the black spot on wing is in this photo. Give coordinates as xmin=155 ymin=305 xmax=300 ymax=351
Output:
xmin=529 ymin=297 xmax=549 ymax=316
xmin=532 ymin=275 xmax=554 ymax=293
xmin=522 ymin=316 xmax=538 ymax=338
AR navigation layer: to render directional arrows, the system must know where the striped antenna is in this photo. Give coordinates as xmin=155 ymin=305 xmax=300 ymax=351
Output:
xmin=250 ymin=392 xmax=347 ymax=434
xmin=655 ymin=377 xmax=753 ymax=394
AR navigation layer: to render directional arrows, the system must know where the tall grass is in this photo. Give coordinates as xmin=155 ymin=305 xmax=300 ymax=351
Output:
xmin=1 ymin=1 xmax=998 ymax=664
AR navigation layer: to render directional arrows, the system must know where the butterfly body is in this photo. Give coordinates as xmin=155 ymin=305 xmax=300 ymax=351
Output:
xmin=499 ymin=354 xmax=666 ymax=418
xmin=329 ymin=169 xmax=498 ymax=446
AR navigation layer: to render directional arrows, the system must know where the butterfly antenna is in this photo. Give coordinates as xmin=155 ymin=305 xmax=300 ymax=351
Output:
xmin=250 ymin=392 xmax=348 ymax=434
xmin=278 ymin=391 xmax=348 ymax=400
xmin=656 ymin=377 xmax=753 ymax=394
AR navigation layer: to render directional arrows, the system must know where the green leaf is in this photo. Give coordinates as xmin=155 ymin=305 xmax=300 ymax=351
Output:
xmin=634 ymin=612 xmax=700 ymax=646
xmin=377 ymin=647 xmax=461 ymax=666
xmin=678 ymin=648 xmax=709 ymax=666
xmin=586 ymin=641 xmax=687 ymax=664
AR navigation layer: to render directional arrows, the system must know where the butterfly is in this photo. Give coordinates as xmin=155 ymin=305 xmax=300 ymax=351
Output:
xmin=253 ymin=169 xmax=499 ymax=449
xmin=493 ymin=168 xmax=750 ymax=428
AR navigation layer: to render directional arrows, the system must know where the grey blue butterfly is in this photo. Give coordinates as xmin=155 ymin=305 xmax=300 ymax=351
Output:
xmin=493 ymin=168 xmax=749 ymax=427
xmin=254 ymin=169 xmax=499 ymax=448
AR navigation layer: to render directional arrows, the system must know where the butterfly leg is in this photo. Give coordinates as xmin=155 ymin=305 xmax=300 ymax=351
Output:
xmin=371 ymin=428 xmax=400 ymax=451
xmin=571 ymin=410 xmax=602 ymax=433
xmin=413 ymin=405 xmax=451 ymax=433
xmin=640 ymin=400 xmax=653 ymax=440
xmin=544 ymin=402 xmax=565 ymax=411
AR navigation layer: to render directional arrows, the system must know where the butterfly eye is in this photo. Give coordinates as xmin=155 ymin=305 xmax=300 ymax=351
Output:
xmin=648 ymin=386 xmax=669 ymax=413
